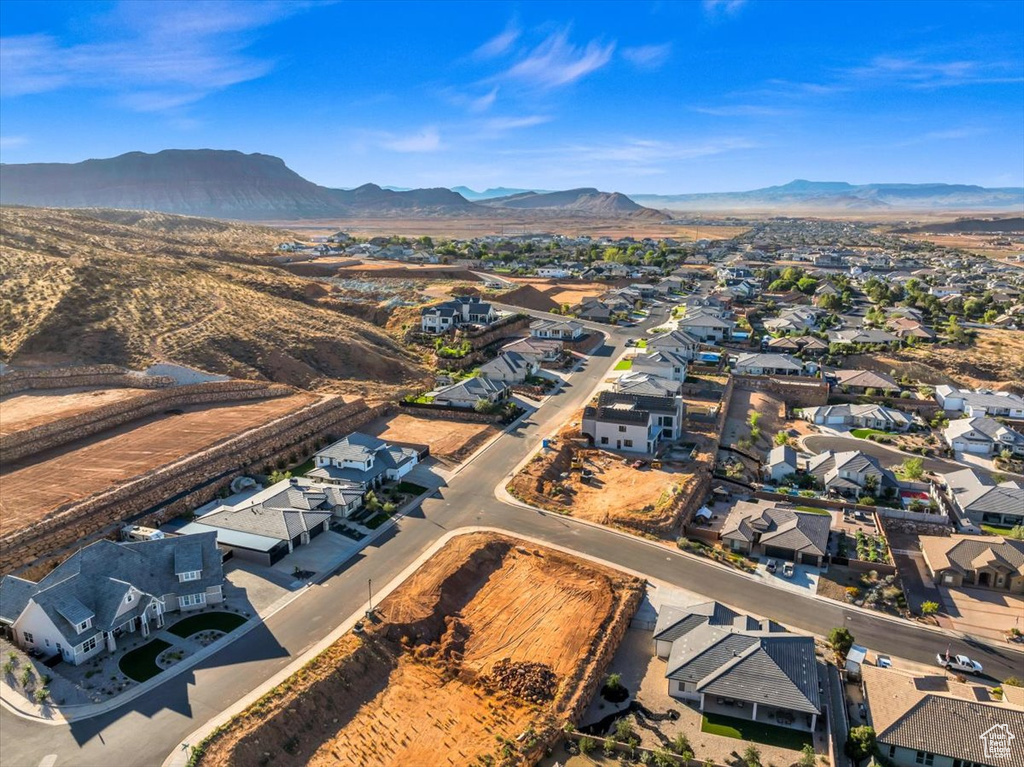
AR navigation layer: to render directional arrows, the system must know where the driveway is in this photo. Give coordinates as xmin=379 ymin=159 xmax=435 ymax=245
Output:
xmin=754 ymin=562 xmax=821 ymax=596
xmin=938 ymin=586 xmax=1024 ymax=642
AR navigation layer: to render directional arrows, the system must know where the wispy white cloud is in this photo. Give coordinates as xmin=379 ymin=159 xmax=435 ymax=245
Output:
xmin=694 ymin=104 xmax=793 ymax=117
xmin=0 ymin=135 xmax=29 ymax=149
xmin=480 ymin=115 xmax=550 ymax=132
xmin=379 ymin=127 xmax=443 ymax=153
xmin=845 ymin=55 xmax=1024 ymax=88
xmin=500 ymin=31 xmax=615 ymax=89
xmin=0 ymin=1 xmax=310 ymax=110
xmin=894 ymin=127 xmax=989 ymax=147
xmin=469 ymin=87 xmax=499 ymax=112
xmin=703 ymin=0 xmax=747 ymax=18
xmin=474 ymin=22 xmax=520 ymax=60
xmin=622 ymin=43 xmax=672 ymax=70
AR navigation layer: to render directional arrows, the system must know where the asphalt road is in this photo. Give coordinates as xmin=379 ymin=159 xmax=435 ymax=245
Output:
xmin=802 ymin=434 xmax=965 ymax=474
xmin=3 ymin=316 xmax=1021 ymax=767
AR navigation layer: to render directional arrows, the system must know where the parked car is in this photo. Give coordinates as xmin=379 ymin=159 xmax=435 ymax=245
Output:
xmin=782 ymin=562 xmax=795 ymax=578
xmin=765 ymin=559 xmax=778 ymax=574
xmin=631 ymin=460 xmax=647 ymax=469
xmin=936 ymin=653 xmax=983 ymax=674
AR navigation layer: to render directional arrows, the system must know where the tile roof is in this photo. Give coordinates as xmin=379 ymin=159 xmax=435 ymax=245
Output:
xmin=833 ymin=369 xmax=900 ymax=390
xmin=920 ymin=535 xmax=1024 ymax=576
xmin=721 ymin=501 xmax=830 ymax=557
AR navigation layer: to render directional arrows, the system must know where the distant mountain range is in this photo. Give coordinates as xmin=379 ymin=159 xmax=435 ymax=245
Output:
xmin=630 ymin=179 xmax=1024 ymax=211
xmin=0 ymin=150 xmax=659 ymax=220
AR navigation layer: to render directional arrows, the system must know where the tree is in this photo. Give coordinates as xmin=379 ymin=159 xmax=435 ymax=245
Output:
xmin=920 ymin=600 xmax=940 ymax=615
xmin=267 ymin=469 xmax=292 ymax=485
xmin=672 ymin=733 xmax=693 ymax=758
xmin=1008 ymin=526 xmax=1024 ymax=541
xmin=901 ymin=457 xmax=924 ymax=480
xmin=578 ymin=736 xmax=596 ymax=755
xmin=1004 ymin=676 xmax=1024 ymax=687
xmin=774 ymin=430 xmax=789 ymax=446
xmin=797 ymin=277 xmax=819 ymax=295
xmin=743 ymin=744 xmax=762 ymax=767
xmin=606 ymin=672 xmax=623 ymax=691
xmin=845 ymin=726 xmax=876 ymax=762
xmin=615 ymin=717 xmax=634 ymax=743
xmin=828 ymin=626 xmax=855 ymax=658
xmin=798 ymin=744 xmax=817 ymax=767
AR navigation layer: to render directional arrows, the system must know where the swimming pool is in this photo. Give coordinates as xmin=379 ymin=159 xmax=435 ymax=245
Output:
xmin=699 ymin=352 xmax=721 ymax=362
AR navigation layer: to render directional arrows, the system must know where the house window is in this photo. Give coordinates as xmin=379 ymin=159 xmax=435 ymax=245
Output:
xmin=915 ymin=752 xmax=934 ymax=766
xmin=178 ymin=570 xmax=201 ymax=582
xmin=124 ymin=592 xmax=134 ymax=604
xmin=79 ymin=635 xmax=98 ymax=654
xmin=888 ymin=746 xmax=896 ymax=759
xmin=178 ymin=593 xmax=207 ymax=609
xmin=76 ymin=620 xmax=90 ymax=633
xmin=22 ymin=632 xmax=33 ymax=644
xmin=624 ymin=440 xmax=633 ymax=448
xmin=618 ymin=425 xmax=627 ymax=432
xmin=600 ymin=436 xmax=609 ymax=445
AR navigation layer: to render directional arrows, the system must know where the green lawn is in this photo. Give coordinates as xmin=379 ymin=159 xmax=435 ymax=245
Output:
xmin=637 ymin=339 xmax=648 ymax=348
xmin=395 ymin=481 xmax=428 ymax=496
xmin=167 ymin=611 xmax=246 ymax=639
xmin=701 ymin=713 xmax=813 ymax=750
xmin=981 ymin=523 xmax=1019 ymax=537
xmin=614 ymin=359 xmax=633 ymax=370
xmin=792 ymin=505 xmax=833 ymax=515
xmin=364 ymin=512 xmax=391 ymax=530
xmin=850 ymin=428 xmax=897 ymax=439
xmin=289 ymin=457 xmax=316 ymax=476
xmin=119 ymin=638 xmax=172 ymax=683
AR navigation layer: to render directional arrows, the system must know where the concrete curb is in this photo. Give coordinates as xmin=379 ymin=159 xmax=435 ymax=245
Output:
xmin=0 ymin=484 xmax=439 ymax=726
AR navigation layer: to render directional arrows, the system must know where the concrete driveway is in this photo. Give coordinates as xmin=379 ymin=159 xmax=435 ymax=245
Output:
xmin=938 ymin=586 xmax=1024 ymax=642
xmin=755 ymin=561 xmax=821 ymax=596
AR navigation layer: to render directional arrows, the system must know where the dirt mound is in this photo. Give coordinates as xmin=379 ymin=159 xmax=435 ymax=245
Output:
xmin=496 ymin=284 xmax=561 ymax=312
xmin=484 ymin=659 xmax=559 ymax=703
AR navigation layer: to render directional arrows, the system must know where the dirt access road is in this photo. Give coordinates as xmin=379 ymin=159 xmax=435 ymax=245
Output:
xmin=0 ymin=393 xmax=316 ymax=537
xmin=194 ymin=532 xmax=642 ymax=767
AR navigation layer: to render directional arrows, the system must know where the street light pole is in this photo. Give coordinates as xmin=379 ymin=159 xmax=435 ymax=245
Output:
xmin=367 ymin=578 xmax=373 ymax=617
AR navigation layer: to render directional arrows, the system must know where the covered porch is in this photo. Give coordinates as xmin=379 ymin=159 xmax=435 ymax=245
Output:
xmin=700 ymin=693 xmax=817 ymax=733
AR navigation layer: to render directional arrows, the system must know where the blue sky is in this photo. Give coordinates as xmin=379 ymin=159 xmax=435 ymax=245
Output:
xmin=1 ymin=0 xmax=1022 ymax=193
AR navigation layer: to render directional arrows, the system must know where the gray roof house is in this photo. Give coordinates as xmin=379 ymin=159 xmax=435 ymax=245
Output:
xmin=676 ymin=311 xmax=735 ymax=342
xmin=944 ymin=416 xmax=1024 ymax=457
xmin=631 ymin=350 xmax=689 ymax=382
xmin=478 ymin=350 xmax=538 ymax=384
xmin=764 ymin=445 xmax=799 ymax=483
xmin=937 ymin=467 xmax=1024 ymax=528
xmin=530 ymin=318 xmax=584 ymax=340
xmin=806 ymin=449 xmax=898 ymax=497
xmin=655 ymin=602 xmax=820 ymax=731
xmin=734 ymin=353 xmax=805 ymax=377
xmin=309 ymin=432 xmax=420 ymax=488
xmin=646 ymin=329 xmax=702 ymax=360
xmin=582 ymin=391 xmax=685 ymax=454
xmin=0 ymin=534 xmax=224 ymax=665
xmin=720 ymin=501 xmax=831 ymax=567
xmin=432 ymin=376 xmax=509 ymax=408
xmin=421 ymin=296 xmax=497 ymax=333
xmin=800 ymin=403 xmax=913 ymax=432
xmin=614 ymin=372 xmax=682 ymax=397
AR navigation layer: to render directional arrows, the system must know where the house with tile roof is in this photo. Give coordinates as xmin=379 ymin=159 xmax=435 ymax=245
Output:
xmin=944 ymin=416 xmax=1024 ymax=457
xmin=720 ymin=500 xmax=831 ymax=567
xmin=920 ymin=535 xmax=1024 ymax=594
xmin=806 ymin=449 xmax=899 ymax=497
xmin=0 ymin=533 xmax=223 ymax=664
xmin=832 ymin=369 xmax=901 ymax=395
xmin=654 ymin=601 xmax=820 ymax=732
xmin=800 ymin=403 xmax=913 ymax=432
xmin=936 ymin=467 xmax=1024 ymax=529
xmin=862 ymin=664 xmax=1024 ymax=767
xmin=734 ymin=352 xmax=806 ymax=377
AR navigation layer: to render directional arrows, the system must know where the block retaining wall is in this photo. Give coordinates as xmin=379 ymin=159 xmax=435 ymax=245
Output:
xmin=2 ymin=381 xmax=291 ymax=463
xmin=733 ymin=374 xmax=829 ymax=407
xmin=0 ymin=365 xmax=176 ymax=396
xmin=2 ymin=398 xmax=389 ymax=575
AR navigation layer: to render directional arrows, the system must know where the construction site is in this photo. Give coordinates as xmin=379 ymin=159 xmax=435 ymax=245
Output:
xmin=192 ymin=533 xmax=644 ymax=767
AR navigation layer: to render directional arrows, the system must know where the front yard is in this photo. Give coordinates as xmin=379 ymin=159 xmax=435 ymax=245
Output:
xmin=167 ymin=611 xmax=247 ymax=639
xmin=119 ymin=638 xmax=172 ymax=683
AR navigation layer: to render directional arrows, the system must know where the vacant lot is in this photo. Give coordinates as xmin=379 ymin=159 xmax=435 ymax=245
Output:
xmin=363 ymin=411 xmax=498 ymax=464
xmin=507 ymin=426 xmax=702 ymax=533
xmin=0 ymin=393 xmax=316 ymax=536
xmin=498 ymin=280 xmax=610 ymax=313
xmin=722 ymin=388 xmax=814 ymax=460
xmin=194 ymin=533 xmax=642 ymax=767
xmin=0 ymin=386 xmax=153 ymax=437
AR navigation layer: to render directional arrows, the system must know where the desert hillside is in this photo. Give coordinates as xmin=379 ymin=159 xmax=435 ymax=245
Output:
xmin=0 ymin=207 xmax=428 ymax=397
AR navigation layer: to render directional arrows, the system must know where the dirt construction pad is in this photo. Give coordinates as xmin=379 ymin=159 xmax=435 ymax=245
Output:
xmin=0 ymin=394 xmax=316 ymax=537
xmin=193 ymin=532 xmax=643 ymax=767
xmin=363 ymin=411 xmax=500 ymax=464
xmin=0 ymin=386 xmax=154 ymax=438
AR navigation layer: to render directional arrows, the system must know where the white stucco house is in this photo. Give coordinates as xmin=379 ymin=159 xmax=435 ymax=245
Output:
xmin=581 ymin=391 xmax=684 ymax=454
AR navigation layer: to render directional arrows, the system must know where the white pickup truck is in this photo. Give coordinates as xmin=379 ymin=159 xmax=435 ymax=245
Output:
xmin=936 ymin=653 xmax=983 ymax=675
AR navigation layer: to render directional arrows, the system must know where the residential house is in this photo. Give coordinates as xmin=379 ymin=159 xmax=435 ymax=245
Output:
xmin=920 ymin=535 xmax=1024 ymax=594
xmin=800 ymin=403 xmax=913 ymax=432
xmin=646 ymin=329 xmax=702 ymax=361
xmin=762 ymin=307 xmax=821 ymax=334
xmin=887 ymin=317 xmax=937 ymax=342
xmin=309 ymin=432 xmax=420 ymax=488
xmin=478 ymin=351 xmax=538 ymax=384
xmin=720 ymin=501 xmax=830 ymax=566
xmin=944 ymin=416 xmax=1024 ymax=457
xmin=806 ymin=450 xmax=898 ymax=497
xmin=0 ymin=534 xmax=224 ymax=664
xmin=582 ymin=391 xmax=684 ymax=454
xmin=614 ymin=372 xmax=682 ymax=397
xmin=764 ymin=445 xmax=799 ymax=483
xmin=676 ymin=311 xmax=735 ymax=342
xmin=766 ymin=336 xmax=801 ymax=353
xmin=734 ymin=353 xmax=805 ymax=377
xmin=832 ymin=369 xmax=901 ymax=395
xmin=935 ymin=467 xmax=1024 ymax=528
xmin=631 ymin=350 xmax=689 ymax=382
xmin=828 ymin=328 xmax=900 ymax=345
xmin=536 ymin=266 xmax=570 ymax=278
xmin=574 ymin=297 xmax=614 ymax=323
xmin=862 ymin=664 xmax=1024 ymax=767
xmin=432 ymin=376 xmax=509 ymax=409
xmin=501 ymin=337 xmax=562 ymax=364
xmin=420 ymin=296 xmax=498 ymax=334
xmin=654 ymin=602 xmax=821 ymax=732
xmin=530 ymin=318 xmax=584 ymax=341
xmin=935 ymin=387 xmax=1024 ymax=419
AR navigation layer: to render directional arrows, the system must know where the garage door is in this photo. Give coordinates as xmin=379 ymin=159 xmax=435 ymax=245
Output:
xmin=764 ymin=545 xmax=795 ymax=562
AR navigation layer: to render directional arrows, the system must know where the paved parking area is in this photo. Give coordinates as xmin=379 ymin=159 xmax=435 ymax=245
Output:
xmin=271 ymin=530 xmax=359 ymax=581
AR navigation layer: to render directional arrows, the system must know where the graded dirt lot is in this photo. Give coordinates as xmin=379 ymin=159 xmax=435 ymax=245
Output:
xmin=722 ymin=388 xmax=816 ymax=460
xmin=507 ymin=424 xmax=704 ymax=533
xmin=497 ymin=280 xmax=610 ymax=313
xmin=0 ymin=386 xmax=153 ymax=437
xmin=363 ymin=412 xmax=499 ymax=464
xmin=194 ymin=533 xmax=643 ymax=767
xmin=0 ymin=393 xmax=316 ymax=536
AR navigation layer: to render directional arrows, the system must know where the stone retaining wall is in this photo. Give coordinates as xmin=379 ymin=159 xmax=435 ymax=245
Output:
xmin=733 ymin=374 xmax=829 ymax=407
xmin=397 ymin=401 xmax=505 ymax=423
xmin=2 ymin=398 xmax=389 ymax=575
xmin=2 ymin=381 xmax=291 ymax=463
xmin=0 ymin=365 xmax=175 ymax=396
xmin=455 ymin=314 xmax=530 ymax=347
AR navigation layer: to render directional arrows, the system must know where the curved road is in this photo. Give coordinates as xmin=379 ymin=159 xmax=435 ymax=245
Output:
xmin=3 ymin=312 xmax=1021 ymax=767
xmin=802 ymin=435 xmax=965 ymax=474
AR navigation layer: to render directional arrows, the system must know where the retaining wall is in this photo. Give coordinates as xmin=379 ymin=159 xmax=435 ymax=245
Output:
xmin=397 ymin=400 xmax=507 ymax=423
xmin=2 ymin=381 xmax=291 ymax=463
xmin=733 ymin=374 xmax=829 ymax=407
xmin=0 ymin=365 xmax=176 ymax=396
xmin=2 ymin=398 xmax=389 ymax=575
